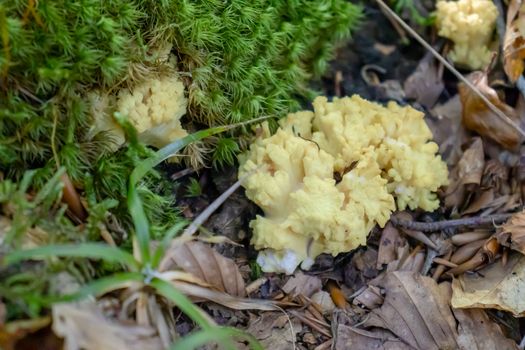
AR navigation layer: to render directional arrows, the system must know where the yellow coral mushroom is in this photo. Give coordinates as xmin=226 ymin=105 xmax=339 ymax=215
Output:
xmin=436 ymin=0 xmax=498 ymax=70
xmin=118 ymin=74 xmax=188 ymax=149
xmin=90 ymin=74 xmax=189 ymax=151
xmin=239 ymin=95 xmax=449 ymax=274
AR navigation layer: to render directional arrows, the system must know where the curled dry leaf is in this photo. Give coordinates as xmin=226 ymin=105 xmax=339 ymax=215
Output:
xmin=311 ymin=291 xmax=336 ymax=314
xmin=404 ymin=56 xmax=444 ymax=109
xmin=281 ymin=272 xmax=322 ymax=298
xmin=453 ymin=308 xmax=519 ymax=350
xmin=451 ymin=253 xmax=525 ymax=317
xmin=445 ymin=137 xmax=484 ymax=209
xmin=503 ymin=0 xmax=525 ymax=83
xmin=161 ymin=241 xmax=245 ymax=297
xmin=458 ymin=72 xmax=523 ymax=150
xmin=497 ymin=209 xmax=525 ymax=254
xmin=363 ymin=271 xmax=459 ymax=350
xmin=377 ymin=223 xmax=405 ymax=268
xmin=52 ymin=302 xmax=162 ymax=350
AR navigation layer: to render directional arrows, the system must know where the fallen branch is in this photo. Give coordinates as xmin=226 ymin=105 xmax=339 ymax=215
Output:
xmin=390 ymin=213 xmax=513 ymax=232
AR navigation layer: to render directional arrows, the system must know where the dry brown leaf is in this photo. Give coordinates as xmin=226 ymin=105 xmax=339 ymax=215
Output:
xmin=161 ymin=241 xmax=245 ymax=297
xmin=281 ymin=272 xmax=322 ymax=298
xmin=52 ymin=302 xmax=163 ymax=350
xmin=451 ymin=253 xmax=525 ymax=316
xmin=429 ymin=94 xmax=467 ymax=166
xmin=364 ymin=271 xmax=459 ymax=350
xmin=458 ymin=72 xmax=523 ymax=150
xmin=404 ymin=56 xmax=444 ymax=109
xmin=334 ymin=323 xmax=413 ymax=350
xmin=0 ymin=317 xmax=53 ymax=350
xmin=458 ymin=137 xmax=485 ymax=186
xmin=310 ymin=291 xmax=336 ymax=314
xmin=445 ymin=137 xmax=485 ymax=209
xmin=377 ymin=223 xmax=405 ymax=268
xmin=497 ymin=209 xmax=525 ymax=254
xmin=453 ymin=308 xmax=519 ymax=350
xmin=245 ymin=312 xmax=301 ymax=350
xmin=503 ymin=0 xmax=525 ymax=82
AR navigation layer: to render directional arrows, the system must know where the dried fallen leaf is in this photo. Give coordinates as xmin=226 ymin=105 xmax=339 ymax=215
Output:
xmin=364 ymin=272 xmax=459 ymax=350
xmin=311 ymin=291 xmax=336 ymax=314
xmin=503 ymin=0 xmax=525 ymax=82
xmin=429 ymin=94 xmax=467 ymax=166
xmin=451 ymin=253 xmax=525 ymax=316
xmin=0 ymin=317 xmax=52 ymax=350
xmin=445 ymin=137 xmax=485 ymax=209
xmin=404 ymin=56 xmax=444 ymax=109
xmin=378 ymin=223 xmax=404 ymax=268
xmin=334 ymin=323 xmax=412 ymax=350
xmin=453 ymin=308 xmax=519 ymax=350
xmin=245 ymin=312 xmax=300 ymax=350
xmin=281 ymin=272 xmax=322 ymax=298
xmin=497 ymin=209 xmax=525 ymax=254
xmin=52 ymin=302 xmax=162 ymax=350
xmin=162 ymin=241 xmax=245 ymax=297
xmin=458 ymin=72 xmax=523 ymax=150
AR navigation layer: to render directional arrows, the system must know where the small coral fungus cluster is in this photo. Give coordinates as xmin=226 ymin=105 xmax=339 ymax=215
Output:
xmin=239 ymin=96 xmax=449 ymax=274
xmin=436 ymin=0 xmax=498 ymax=70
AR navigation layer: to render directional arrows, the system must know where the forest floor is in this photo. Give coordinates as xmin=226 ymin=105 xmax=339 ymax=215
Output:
xmin=4 ymin=1 xmax=525 ymax=349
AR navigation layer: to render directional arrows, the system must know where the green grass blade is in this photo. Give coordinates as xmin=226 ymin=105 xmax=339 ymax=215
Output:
xmin=170 ymin=327 xmax=263 ymax=350
xmin=151 ymin=220 xmax=188 ymax=268
xmin=127 ymin=127 xmax=228 ymax=266
xmin=150 ymin=277 xmax=213 ymax=330
xmin=127 ymin=183 xmax=151 ymax=264
xmin=3 ymin=243 xmax=140 ymax=271
xmin=59 ymin=272 xmax=144 ymax=302
xmin=130 ymin=127 xmax=228 ymax=186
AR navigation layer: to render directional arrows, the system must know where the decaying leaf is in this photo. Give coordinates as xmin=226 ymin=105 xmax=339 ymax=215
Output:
xmin=334 ymin=323 xmax=412 ymax=350
xmin=0 ymin=317 xmax=53 ymax=350
xmin=52 ymin=302 xmax=163 ymax=350
xmin=378 ymin=223 xmax=405 ymax=268
xmin=458 ymin=72 xmax=523 ymax=150
xmin=497 ymin=209 xmax=525 ymax=254
xmin=245 ymin=312 xmax=301 ymax=350
xmin=503 ymin=0 xmax=525 ymax=83
xmin=404 ymin=56 xmax=444 ymax=108
xmin=310 ymin=291 xmax=336 ymax=314
xmin=453 ymin=308 xmax=519 ymax=350
xmin=451 ymin=253 xmax=525 ymax=316
xmin=429 ymin=94 xmax=467 ymax=166
xmin=161 ymin=241 xmax=245 ymax=297
xmin=445 ymin=137 xmax=485 ymax=209
xmin=282 ymin=272 xmax=322 ymax=298
xmin=364 ymin=272 xmax=459 ymax=350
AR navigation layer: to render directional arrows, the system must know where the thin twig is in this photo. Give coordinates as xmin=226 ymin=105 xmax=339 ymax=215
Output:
xmin=390 ymin=213 xmax=513 ymax=232
xmin=374 ymin=0 xmax=525 ymax=138
xmin=182 ymin=170 xmax=255 ymax=237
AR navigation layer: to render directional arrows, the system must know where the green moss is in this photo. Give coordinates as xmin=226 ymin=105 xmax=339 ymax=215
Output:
xmin=151 ymin=0 xmax=362 ymax=124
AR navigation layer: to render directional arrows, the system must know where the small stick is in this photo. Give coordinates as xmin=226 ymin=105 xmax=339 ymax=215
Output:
xmin=390 ymin=213 xmax=512 ymax=232
xmin=433 ymin=257 xmax=458 ymax=268
xmin=290 ymin=310 xmax=332 ymax=338
xmin=433 ymin=250 xmax=453 ymax=281
xmin=400 ymin=228 xmax=438 ymax=250
xmin=182 ymin=171 xmax=254 ymax=237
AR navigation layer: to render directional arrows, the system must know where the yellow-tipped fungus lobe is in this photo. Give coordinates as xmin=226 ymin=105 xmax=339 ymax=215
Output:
xmin=239 ymin=95 xmax=449 ymax=274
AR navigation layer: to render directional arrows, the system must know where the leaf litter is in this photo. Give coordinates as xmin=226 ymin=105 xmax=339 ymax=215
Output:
xmin=8 ymin=1 xmax=525 ymax=349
